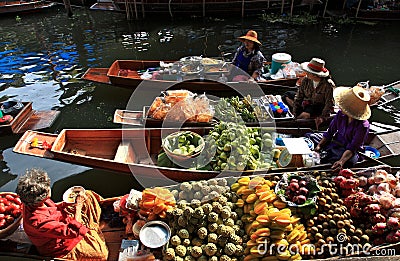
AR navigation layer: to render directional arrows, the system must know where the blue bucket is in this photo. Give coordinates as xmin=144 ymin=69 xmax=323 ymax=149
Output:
xmin=270 ymin=53 xmax=291 ymax=74
xmin=364 ymin=146 xmax=380 ymax=158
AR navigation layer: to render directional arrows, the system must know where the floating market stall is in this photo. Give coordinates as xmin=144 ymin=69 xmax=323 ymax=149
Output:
xmin=3 ymin=166 xmax=400 ymax=260
xmin=12 ymin=122 xmax=400 ymax=185
xmin=81 ymin=58 xmax=300 ymax=94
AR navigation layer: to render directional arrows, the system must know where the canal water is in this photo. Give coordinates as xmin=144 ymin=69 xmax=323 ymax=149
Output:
xmin=1 ymin=6 xmax=400 ymax=199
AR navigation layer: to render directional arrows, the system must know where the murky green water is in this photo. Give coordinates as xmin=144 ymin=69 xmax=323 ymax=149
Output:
xmin=1 ymin=7 xmax=400 ymax=199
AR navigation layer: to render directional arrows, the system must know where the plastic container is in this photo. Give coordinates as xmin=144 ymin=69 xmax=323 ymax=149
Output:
xmin=270 ymin=53 xmax=292 ymax=74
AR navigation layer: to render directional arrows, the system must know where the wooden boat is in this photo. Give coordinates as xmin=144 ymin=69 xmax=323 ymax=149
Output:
xmin=13 ymin=127 xmax=400 ymax=184
xmin=0 ymin=0 xmax=56 ymax=15
xmin=0 ymin=101 xmax=60 ymax=135
xmin=113 ymin=108 xmax=334 ymax=130
xmin=81 ymin=60 xmax=298 ymax=94
xmin=373 ymin=80 xmax=400 ymax=107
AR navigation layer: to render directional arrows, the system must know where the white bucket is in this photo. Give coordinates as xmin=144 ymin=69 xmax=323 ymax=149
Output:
xmin=271 ymin=53 xmax=292 ymax=74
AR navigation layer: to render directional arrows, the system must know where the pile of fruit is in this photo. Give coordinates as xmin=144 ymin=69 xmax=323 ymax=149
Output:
xmin=163 ymin=131 xmax=204 ymax=157
xmin=157 ymin=122 xmax=276 ymax=171
xmin=131 ymin=167 xmax=400 ymax=260
xmin=277 ymin=174 xmax=320 ymax=207
xmin=214 ymin=95 xmax=269 ymax=123
xmin=203 ymin=122 xmax=275 ymax=171
xmin=164 ymin=179 xmax=244 ymax=260
xmin=0 ymin=193 xmax=22 ymax=230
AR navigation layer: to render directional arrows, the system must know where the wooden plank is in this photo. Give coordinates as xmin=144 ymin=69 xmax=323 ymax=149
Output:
xmin=81 ymin=68 xmax=111 ymax=84
xmin=15 ymin=110 xmax=60 ymax=134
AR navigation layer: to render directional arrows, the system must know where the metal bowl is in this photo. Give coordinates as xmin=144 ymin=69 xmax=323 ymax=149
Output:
xmin=139 ymin=221 xmax=171 ymax=248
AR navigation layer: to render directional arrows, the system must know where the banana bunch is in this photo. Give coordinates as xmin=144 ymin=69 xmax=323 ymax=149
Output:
xmin=232 ymin=176 xmax=309 ymax=261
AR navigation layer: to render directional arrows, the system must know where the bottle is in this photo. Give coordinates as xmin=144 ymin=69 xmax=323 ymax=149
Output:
xmin=218 ymin=73 xmax=227 ymax=83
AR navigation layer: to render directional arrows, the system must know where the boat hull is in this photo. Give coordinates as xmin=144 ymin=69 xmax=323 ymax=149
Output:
xmin=13 ymin=127 xmax=399 ymax=185
xmin=0 ymin=102 xmax=60 ymax=135
xmin=82 ymin=60 xmax=298 ymax=94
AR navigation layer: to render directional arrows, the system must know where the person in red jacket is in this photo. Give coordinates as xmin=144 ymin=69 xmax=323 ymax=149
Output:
xmin=16 ymin=168 xmax=108 ymax=260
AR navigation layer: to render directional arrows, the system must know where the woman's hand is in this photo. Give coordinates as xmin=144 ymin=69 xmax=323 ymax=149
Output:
xmin=315 ymin=117 xmax=325 ymax=130
xmin=331 ymin=160 xmax=344 ymax=172
xmin=314 ymin=144 xmax=322 ymax=152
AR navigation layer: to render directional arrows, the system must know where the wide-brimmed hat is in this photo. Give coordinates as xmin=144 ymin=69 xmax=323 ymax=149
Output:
xmin=238 ymin=30 xmax=262 ymax=46
xmin=333 ymin=86 xmax=371 ymax=120
xmin=301 ymin=58 xmax=329 ymax=77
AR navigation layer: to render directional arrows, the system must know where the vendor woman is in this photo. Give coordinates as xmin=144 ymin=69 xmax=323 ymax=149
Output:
xmin=16 ymin=168 xmax=109 ymax=260
xmin=231 ymin=30 xmax=265 ymax=82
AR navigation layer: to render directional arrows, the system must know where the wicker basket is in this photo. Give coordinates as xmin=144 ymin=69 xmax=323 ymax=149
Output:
xmin=162 ymin=131 xmax=205 ymax=163
xmin=0 ymin=192 xmax=23 ymax=239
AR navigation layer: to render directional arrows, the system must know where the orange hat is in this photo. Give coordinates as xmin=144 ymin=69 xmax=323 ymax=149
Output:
xmin=238 ymin=30 xmax=262 ymax=46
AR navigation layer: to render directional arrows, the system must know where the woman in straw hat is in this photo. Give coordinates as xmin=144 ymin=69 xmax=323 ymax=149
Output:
xmin=231 ymin=30 xmax=265 ymax=82
xmin=283 ymin=58 xmax=335 ymax=129
xmin=310 ymin=86 xmax=371 ymax=171
xmin=16 ymin=168 xmax=109 ymax=260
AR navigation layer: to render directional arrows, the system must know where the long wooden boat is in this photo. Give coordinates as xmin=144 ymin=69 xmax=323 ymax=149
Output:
xmin=0 ymin=0 xmax=57 ymax=15
xmin=13 ymin=127 xmax=400 ymax=184
xmin=113 ymin=108 xmax=334 ymax=130
xmin=81 ymin=60 xmax=298 ymax=94
xmin=0 ymin=101 xmax=60 ymax=135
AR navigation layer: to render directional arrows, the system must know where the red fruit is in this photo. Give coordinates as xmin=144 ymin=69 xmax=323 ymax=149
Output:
xmin=289 ymin=182 xmax=300 ymax=192
xmin=386 ymin=231 xmax=400 ymax=243
xmin=12 ymin=209 xmax=21 ymax=217
xmin=290 ymin=179 xmax=299 ymax=183
xmin=387 ymin=217 xmax=400 ymax=230
xmin=299 ymin=187 xmax=309 ymax=196
xmin=5 ymin=194 xmax=14 ymax=201
xmin=339 ymin=169 xmax=354 ymax=178
xmin=0 ymin=219 xmax=6 ymax=228
xmin=364 ymin=204 xmax=381 ymax=214
xmin=296 ymin=195 xmax=307 ymax=205
xmin=371 ymin=214 xmax=386 ymax=224
xmin=373 ymin=237 xmax=386 ymax=246
xmin=372 ymin=223 xmax=387 ymax=235
xmin=0 ymin=205 xmax=5 ymax=213
xmin=333 ymin=176 xmax=346 ymax=186
xmin=299 ymin=180 xmax=307 ymax=187
xmin=13 ymin=197 xmax=21 ymax=205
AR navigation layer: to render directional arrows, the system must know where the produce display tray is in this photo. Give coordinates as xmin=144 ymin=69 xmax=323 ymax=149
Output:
xmin=255 ymin=95 xmax=294 ymax=120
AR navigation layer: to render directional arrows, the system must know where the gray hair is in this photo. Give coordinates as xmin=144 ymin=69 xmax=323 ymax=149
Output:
xmin=16 ymin=168 xmax=51 ymax=207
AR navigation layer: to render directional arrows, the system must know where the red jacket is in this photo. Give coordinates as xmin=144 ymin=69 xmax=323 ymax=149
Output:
xmin=22 ymin=198 xmax=89 ymax=257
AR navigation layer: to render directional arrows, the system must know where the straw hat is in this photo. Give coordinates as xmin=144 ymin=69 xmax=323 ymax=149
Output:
xmin=301 ymin=58 xmax=329 ymax=77
xmin=333 ymin=86 xmax=371 ymax=120
xmin=238 ymin=30 xmax=262 ymax=46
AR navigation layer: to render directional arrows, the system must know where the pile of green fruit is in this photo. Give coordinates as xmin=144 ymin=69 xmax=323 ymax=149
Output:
xmin=164 ymin=179 xmax=245 ymax=260
xmin=203 ymin=122 xmax=275 ymax=171
xmin=163 ymin=131 xmax=204 ymax=157
xmin=214 ymin=95 xmax=269 ymax=123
